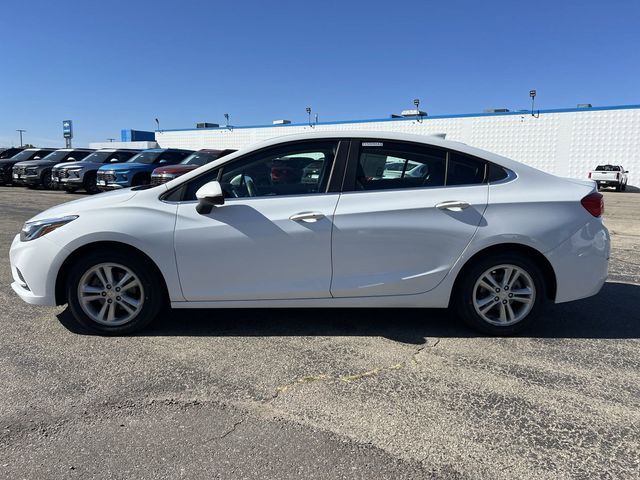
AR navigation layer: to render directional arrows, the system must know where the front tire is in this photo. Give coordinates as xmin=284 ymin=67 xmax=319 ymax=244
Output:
xmin=453 ymin=253 xmax=546 ymax=335
xmin=41 ymin=170 xmax=54 ymax=190
xmin=65 ymin=251 xmax=164 ymax=334
xmin=83 ymin=172 xmax=100 ymax=194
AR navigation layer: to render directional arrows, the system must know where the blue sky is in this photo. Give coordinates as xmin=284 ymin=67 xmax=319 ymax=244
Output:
xmin=1 ymin=0 xmax=639 ymax=147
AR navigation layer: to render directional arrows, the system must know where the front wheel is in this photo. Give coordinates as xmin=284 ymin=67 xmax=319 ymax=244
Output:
xmin=453 ymin=254 xmax=546 ymax=335
xmin=65 ymin=251 xmax=164 ymax=334
xmin=41 ymin=170 xmax=54 ymax=190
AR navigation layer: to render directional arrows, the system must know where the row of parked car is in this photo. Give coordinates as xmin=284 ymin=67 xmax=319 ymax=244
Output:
xmin=0 ymin=146 xmax=236 ymax=194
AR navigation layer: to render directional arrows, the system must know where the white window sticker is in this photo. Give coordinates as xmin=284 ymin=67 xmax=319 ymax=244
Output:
xmin=362 ymin=142 xmax=383 ymax=147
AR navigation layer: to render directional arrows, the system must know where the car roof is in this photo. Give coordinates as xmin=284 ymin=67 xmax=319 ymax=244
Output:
xmin=219 ymin=130 xmax=537 ymax=174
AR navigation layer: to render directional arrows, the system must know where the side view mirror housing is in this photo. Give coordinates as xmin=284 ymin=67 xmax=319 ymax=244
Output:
xmin=67 ymin=157 xmax=75 ymax=162
xmin=110 ymin=158 xmax=119 ymax=163
xmin=625 ymin=170 xmax=629 ymax=173
xmin=195 ymin=180 xmax=225 ymax=214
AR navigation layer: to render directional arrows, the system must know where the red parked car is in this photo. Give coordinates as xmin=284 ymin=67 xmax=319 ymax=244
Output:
xmin=150 ymin=149 xmax=236 ymax=185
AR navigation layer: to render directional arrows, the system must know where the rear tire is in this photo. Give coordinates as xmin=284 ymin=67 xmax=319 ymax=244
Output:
xmin=453 ymin=253 xmax=546 ymax=335
xmin=65 ymin=250 xmax=164 ymax=335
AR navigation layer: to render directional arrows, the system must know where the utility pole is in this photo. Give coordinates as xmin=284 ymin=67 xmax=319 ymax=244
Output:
xmin=16 ymin=129 xmax=26 ymax=147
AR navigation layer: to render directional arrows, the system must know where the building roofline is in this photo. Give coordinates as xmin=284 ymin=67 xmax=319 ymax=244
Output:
xmin=155 ymin=103 xmax=640 ymax=133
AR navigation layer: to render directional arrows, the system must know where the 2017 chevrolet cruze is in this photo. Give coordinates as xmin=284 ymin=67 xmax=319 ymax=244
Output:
xmin=10 ymin=132 xmax=609 ymax=335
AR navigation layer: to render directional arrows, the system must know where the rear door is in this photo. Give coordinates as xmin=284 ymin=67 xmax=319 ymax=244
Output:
xmin=330 ymin=140 xmax=489 ymax=298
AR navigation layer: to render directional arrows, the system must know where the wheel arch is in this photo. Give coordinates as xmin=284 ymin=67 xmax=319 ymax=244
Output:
xmin=450 ymin=243 xmax=557 ymax=307
xmin=55 ymin=241 xmax=170 ymax=306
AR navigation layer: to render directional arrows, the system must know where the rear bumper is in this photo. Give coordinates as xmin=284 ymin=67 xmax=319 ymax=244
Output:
xmin=546 ymin=219 xmax=610 ymax=303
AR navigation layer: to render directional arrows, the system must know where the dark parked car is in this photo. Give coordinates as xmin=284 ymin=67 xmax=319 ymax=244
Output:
xmin=150 ymin=149 xmax=235 ymax=186
xmin=13 ymin=148 xmax=94 ymax=189
xmin=1 ymin=148 xmax=57 ymax=185
xmin=96 ymin=148 xmax=193 ymax=190
xmin=52 ymin=148 xmax=141 ymax=194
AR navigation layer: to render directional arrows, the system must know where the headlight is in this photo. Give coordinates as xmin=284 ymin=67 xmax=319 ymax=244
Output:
xmin=20 ymin=215 xmax=78 ymax=242
xmin=25 ymin=167 xmax=37 ymax=174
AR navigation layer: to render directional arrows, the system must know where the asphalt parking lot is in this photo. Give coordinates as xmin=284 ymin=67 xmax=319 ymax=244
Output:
xmin=0 ymin=187 xmax=638 ymax=479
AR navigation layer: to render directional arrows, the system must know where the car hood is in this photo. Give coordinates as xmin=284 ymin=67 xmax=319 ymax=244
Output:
xmin=15 ymin=159 xmax=58 ymax=168
xmin=27 ymin=188 xmax=138 ymax=223
xmin=101 ymin=162 xmax=154 ymax=171
xmin=153 ymin=165 xmax=197 ymax=175
xmin=55 ymin=161 xmax=104 ymax=170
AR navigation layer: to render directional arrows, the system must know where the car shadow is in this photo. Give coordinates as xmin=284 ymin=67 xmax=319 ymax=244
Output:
xmin=56 ymin=282 xmax=640 ymax=344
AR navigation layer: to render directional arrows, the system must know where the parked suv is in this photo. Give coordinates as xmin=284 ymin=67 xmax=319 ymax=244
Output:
xmin=96 ymin=148 xmax=193 ymax=190
xmin=150 ymin=149 xmax=235 ymax=186
xmin=13 ymin=148 xmax=94 ymax=189
xmin=52 ymin=149 xmax=141 ymax=194
xmin=2 ymin=148 xmax=57 ymax=185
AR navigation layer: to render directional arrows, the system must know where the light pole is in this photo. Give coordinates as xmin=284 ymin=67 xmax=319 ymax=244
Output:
xmin=16 ymin=129 xmax=26 ymax=147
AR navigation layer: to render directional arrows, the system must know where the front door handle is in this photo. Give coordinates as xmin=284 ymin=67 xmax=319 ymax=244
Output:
xmin=289 ymin=212 xmax=325 ymax=223
xmin=436 ymin=201 xmax=470 ymax=212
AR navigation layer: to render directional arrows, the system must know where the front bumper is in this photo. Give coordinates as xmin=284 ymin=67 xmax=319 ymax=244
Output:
xmin=546 ymin=219 xmax=610 ymax=303
xmin=10 ymin=234 xmax=69 ymax=306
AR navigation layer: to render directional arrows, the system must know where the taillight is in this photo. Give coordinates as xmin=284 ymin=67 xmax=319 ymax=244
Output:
xmin=587 ymin=172 xmax=592 ymax=178
xmin=581 ymin=192 xmax=604 ymax=217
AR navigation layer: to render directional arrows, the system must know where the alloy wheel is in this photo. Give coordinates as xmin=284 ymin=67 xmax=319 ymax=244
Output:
xmin=472 ymin=264 xmax=536 ymax=326
xmin=77 ymin=262 xmax=144 ymax=326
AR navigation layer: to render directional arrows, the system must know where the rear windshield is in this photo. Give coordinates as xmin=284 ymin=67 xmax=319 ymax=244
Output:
xmin=595 ymin=165 xmax=620 ymax=171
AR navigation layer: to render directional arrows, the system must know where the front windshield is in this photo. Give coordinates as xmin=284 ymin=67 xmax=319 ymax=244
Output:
xmin=180 ymin=152 xmax=216 ymax=166
xmin=40 ymin=150 xmax=71 ymax=162
xmin=127 ymin=151 xmax=161 ymax=164
xmin=80 ymin=151 xmax=112 ymax=163
xmin=9 ymin=150 xmax=47 ymax=162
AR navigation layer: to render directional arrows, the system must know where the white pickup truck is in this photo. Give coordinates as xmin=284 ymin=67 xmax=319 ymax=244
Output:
xmin=588 ymin=164 xmax=629 ymax=191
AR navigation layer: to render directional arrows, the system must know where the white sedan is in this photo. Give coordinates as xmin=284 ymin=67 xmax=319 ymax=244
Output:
xmin=10 ymin=131 xmax=610 ymax=335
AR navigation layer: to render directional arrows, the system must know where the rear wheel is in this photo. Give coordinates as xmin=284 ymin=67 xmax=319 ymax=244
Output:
xmin=65 ymin=251 xmax=164 ymax=334
xmin=453 ymin=253 xmax=546 ymax=335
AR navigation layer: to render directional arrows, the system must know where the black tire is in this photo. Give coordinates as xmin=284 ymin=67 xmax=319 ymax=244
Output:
xmin=622 ymin=182 xmax=627 ymax=192
xmin=41 ymin=170 xmax=54 ymax=190
xmin=83 ymin=172 xmax=100 ymax=194
xmin=131 ymin=173 xmax=149 ymax=187
xmin=453 ymin=253 xmax=547 ymax=335
xmin=65 ymin=250 xmax=164 ymax=335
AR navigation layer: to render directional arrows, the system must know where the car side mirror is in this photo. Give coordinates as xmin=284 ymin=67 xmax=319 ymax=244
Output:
xmin=625 ymin=170 xmax=629 ymax=173
xmin=195 ymin=180 xmax=225 ymax=214
xmin=67 ymin=157 xmax=75 ymax=162
xmin=110 ymin=158 xmax=119 ymax=163
xmin=33 ymin=157 xmax=41 ymax=160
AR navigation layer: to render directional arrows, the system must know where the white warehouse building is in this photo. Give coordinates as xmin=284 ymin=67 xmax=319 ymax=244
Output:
xmin=155 ymin=104 xmax=640 ymax=188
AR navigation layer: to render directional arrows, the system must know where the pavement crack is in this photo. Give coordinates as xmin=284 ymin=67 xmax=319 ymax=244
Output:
xmin=270 ymin=337 xmax=441 ymax=399
xmin=219 ymin=418 xmax=244 ymax=439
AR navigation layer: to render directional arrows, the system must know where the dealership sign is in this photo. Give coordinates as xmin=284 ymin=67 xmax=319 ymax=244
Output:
xmin=63 ymin=120 xmax=73 ymax=139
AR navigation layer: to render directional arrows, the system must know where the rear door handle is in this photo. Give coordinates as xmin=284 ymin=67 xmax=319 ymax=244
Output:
xmin=289 ymin=212 xmax=325 ymax=223
xmin=436 ymin=201 xmax=470 ymax=212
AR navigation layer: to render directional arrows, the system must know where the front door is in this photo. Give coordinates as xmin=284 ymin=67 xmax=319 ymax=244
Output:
xmin=174 ymin=140 xmax=342 ymax=301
